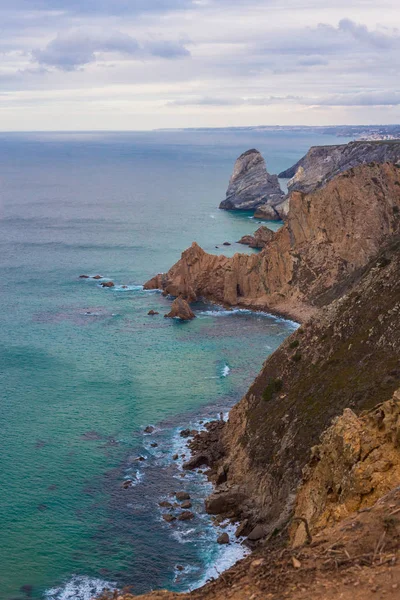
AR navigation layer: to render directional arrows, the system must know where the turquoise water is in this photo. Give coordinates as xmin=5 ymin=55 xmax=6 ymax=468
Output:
xmin=0 ymin=130 xmax=352 ymax=600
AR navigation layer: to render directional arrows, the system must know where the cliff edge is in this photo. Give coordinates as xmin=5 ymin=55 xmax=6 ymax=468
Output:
xmin=145 ymin=162 xmax=400 ymax=322
xmin=279 ymin=140 xmax=400 ymax=195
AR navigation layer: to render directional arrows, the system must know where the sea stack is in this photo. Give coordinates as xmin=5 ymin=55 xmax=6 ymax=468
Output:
xmin=219 ymin=149 xmax=284 ymax=212
xmin=164 ymin=296 xmax=195 ymax=321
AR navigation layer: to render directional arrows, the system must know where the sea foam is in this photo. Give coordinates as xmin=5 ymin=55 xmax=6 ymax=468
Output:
xmin=45 ymin=576 xmax=115 ymax=600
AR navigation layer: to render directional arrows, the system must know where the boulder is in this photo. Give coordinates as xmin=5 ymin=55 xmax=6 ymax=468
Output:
xmin=159 ymin=501 xmax=173 ymax=508
xmin=181 ymin=500 xmax=192 ymax=509
xmin=247 ymin=524 xmax=266 ymax=541
xmin=101 ymin=281 xmax=115 ymax=288
xmin=162 ymin=514 xmax=176 ymax=523
xmin=180 ymin=429 xmax=191 ymax=438
xmin=238 ymin=226 xmax=275 ymax=249
xmin=79 ymin=275 xmax=89 ymax=278
xmin=172 ymin=454 xmax=179 ymax=460
xmin=217 ymin=533 xmax=230 ymax=544
xmin=183 ymin=453 xmax=210 ymax=470
xmin=220 ymin=149 xmax=284 ymax=211
xmin=253 ymin=204 xmax=280 ymax=221
xmin=223 ymin=242 xmax=231 ymax=246
xmin=144 ymin=426 xmax=155 ymax=434
xmin=148 ymin=310 xmax=159 ymax=316
xmin=205 ymin=488 xmax=243 ymax=515
xmin=176 ymin=491 xmax=191 ymax=501
xmin=235 ymin=519 xmax=251 ymax=538
xmin=164 ymin=297 xmax=195 ymax=321
xmin=92 ymin=275 xmax=103 ymax=280
xmin=178 ymin=511 xmax=195 ymax=521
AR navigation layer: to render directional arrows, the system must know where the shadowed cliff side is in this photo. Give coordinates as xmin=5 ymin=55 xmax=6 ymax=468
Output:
xmin=145 ymin=162 xmax=400 ymax=322
xmin=213 ymin=234 xmax=400 ymax=540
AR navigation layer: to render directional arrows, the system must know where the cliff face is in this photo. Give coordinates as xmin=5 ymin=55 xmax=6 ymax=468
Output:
xmin=219 ymin=149 xmax=284 ymax=212
xmin=279 ymin=140 xmax=400 ymax=194
xmin=145 ymin=162 xmax=400 ymax=322
xmin=216 ymin=234 xmax=400 ymax=538
xmin=291 ymin=389 xmax=400 ymax=546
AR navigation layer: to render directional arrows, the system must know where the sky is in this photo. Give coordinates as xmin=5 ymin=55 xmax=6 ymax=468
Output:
xmin=0 ymin=0 xmax=399 ymax=130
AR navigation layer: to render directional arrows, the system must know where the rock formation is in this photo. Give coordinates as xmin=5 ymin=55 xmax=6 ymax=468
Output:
xmin=164 ymin=296 xmax=195 ymax=320
xmin=238 ymin=226 xmax=275 ymax=249
xmin=279 ymin=140 xmax=400 ymax=194
xmin=291 ymin=389 xmax=400 ymax=546
xmin=254 ymin=196 xmax=290 ymax=221
xmin=145 ymin=162 xmax=400 ymax=322
xmin=209 ymin=233 xmax=400 ymax=540
xmin=219 ymin=149 xmax=284 ymax=211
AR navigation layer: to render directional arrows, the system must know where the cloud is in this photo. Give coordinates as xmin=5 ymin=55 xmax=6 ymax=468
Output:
xmin=320 ymin=91 xmax=400 ymax=106
xmin=0 ymin=0 xmax=195 ymax=16
xmin=32 ymin=28 xmax=190 ymax=70
xmin=338 ymin=18 xmax=396 ymax=48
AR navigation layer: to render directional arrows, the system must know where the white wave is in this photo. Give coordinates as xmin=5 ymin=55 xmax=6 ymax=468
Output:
xmin=190 ymin=522 xmax=249 ymax=591
xmin=45 ymin=576 xmax=115 ymax=600
xmin=209 ymin=214 xmax=216 ymax=219
xmin=113 ymin=285 xmax=144 ymax=292
xmin=221 ymin=364 xmax=230 ymax=378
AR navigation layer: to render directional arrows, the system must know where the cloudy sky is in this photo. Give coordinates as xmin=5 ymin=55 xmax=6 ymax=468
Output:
xmin=1 ymin=0 xmax=399 ymax=130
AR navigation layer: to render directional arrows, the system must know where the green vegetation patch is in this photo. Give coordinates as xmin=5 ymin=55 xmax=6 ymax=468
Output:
xmin=262 ymin=378 xmax=283 ymax=402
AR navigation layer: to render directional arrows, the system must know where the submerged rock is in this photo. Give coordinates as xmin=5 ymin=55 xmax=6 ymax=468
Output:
xmin=144 ymin=426 xmax=155 ymax=434
xmin=79 ymin=275 xmax=89 ymax=279
xmin=220 ymin=149 xmax=283 ymax=211
xmin=147 ymin=310 xmax=159 ymax=316
xmin=164 ymin=297 xmax=195 ymax=321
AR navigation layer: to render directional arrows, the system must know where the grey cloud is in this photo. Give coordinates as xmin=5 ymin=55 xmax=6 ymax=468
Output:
xmin=320 ymin=91 xmax=400 ymax=106
xmin=33 ymin=29 xmax=190 ymax=70
xmin=338 ymin=18 xmax=396 ymax=48
xmin=0 ymin=0 xmax=194 ymax=16
xmin=167 ymin=95 xmax=302 ymax=106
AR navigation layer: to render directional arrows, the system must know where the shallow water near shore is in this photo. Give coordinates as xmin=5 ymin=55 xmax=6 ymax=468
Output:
xmin=0 ymin=129 xmax=352 ymax=600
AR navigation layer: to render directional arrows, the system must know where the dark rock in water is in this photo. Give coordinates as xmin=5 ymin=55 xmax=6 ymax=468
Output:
xmin=183 ymin=453 xmax=210 ymax=470
xmin=148 ymin=310 xmax=159 ymax=316
xmin=121 ymin=285 xmax=128 ymax=289
xmin=92 ymin=275 xmax=103 ymax=280
xmin=176 ymin=491 xmax=191 ymax=501
xmin=220 ymin=149 xmax=284 ymax=211
xmin=217 ymin=533 xmax=230 ymax=544
xmin=180 ymin=429 xmax=191 ymax=438
xmin=159 ymin=501 xmax=173 ymax=508
xmin=79 ymin=275 xmax=89 ymax=279
xmin=178 ymin=510 xmax=195 ymax=521
xmin=238 ymin=226 xmax=275 ymax=249
xmin=279 ymin=140 xmax=400 ymax=194
xmin=181 ymin=500 xmax=192 ymax=509
xmin=223 ymin=242 xmax=231 ymax=246
xmin=176 ymin=565 xmax=184 ymax=572
xmin=172 ymin=454 xmax=179 ymax=460
xmin=164 ymin=296 xmax=195 ymax=321
xmin=247 ymin=524 xmax=266 ymax=541
xmin=162 ymin=513 xmax=176 ymax=523
xmin=101 ymin=281 xmax=115 ymax=288
xmin=122 ymin=480 xmax=133 ymax=489
xmin=144 ymin=426 xmax=155 ymax=434
xmin=150 ymin=442 xmax=158 ymax=448
xmin=20 ymin=584 xmax=33 ymax=597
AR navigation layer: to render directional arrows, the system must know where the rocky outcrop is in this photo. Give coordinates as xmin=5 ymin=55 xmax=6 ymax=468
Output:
xmin=291 ymin=389 xmax=400 ymax=546
xmin=210 ymin=234 xmax=400 ymax=539
xmin=279 ymin=140 xmax=400 ymax=194
xmin=145 ymin=163 xmax=400 ymax=322
xmin=254 ymin=196 xmax=290 ymax=221
xmin=219 ymin=149 xmax=284 ymax=211
xmin=164 ymin=297 xmax=195 ymax=321
xmin=238 ymin=226 xmax=275 ymax=249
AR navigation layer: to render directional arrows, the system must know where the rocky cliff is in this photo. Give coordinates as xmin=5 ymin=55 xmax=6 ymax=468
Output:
xmin=237 ymin=225 xmax=275 ymax=249
xmin=291 ymin=389 xmax=400 ymax=546
xmin=145 ymin=162 xmax=400 ymax=322
xmin=219 ymin=149 xmax=284 ymax=212
xmin=206 ymin=232 xmax=400 ymax=541
xmin=279 ymin=140 xmax=400 ymax=194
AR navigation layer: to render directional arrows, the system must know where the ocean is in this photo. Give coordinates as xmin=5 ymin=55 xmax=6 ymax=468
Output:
xmin=0 ymin=129 xmax=352 ymax=600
